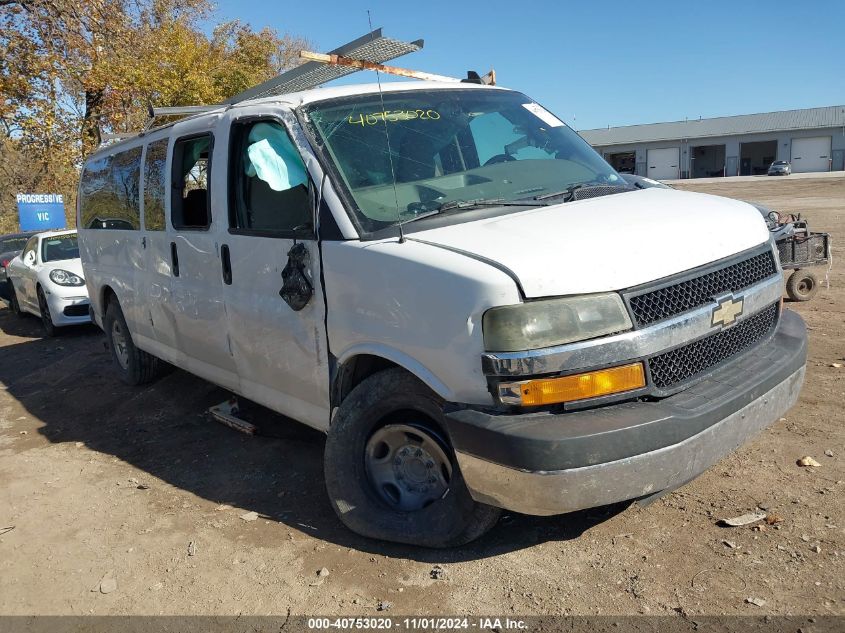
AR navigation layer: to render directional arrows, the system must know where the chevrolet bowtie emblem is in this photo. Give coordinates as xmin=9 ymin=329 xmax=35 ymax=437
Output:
xmin=711 ymin=294 xmax=744 ymax=328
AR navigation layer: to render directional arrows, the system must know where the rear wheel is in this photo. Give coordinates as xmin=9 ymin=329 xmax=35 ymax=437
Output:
xmin=37 ymin=286 xmax=57 ymax=337
xmin=104 ymin=300 xmax=160 ymax=385
xmin=786 ymin=270 xmax=819 ymax=302
xmin=324 ymin=368 xmax=501 ymax=548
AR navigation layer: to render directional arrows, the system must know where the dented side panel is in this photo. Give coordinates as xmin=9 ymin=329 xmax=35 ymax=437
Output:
xmin=322 ymin=239 xmax=521 ymax=406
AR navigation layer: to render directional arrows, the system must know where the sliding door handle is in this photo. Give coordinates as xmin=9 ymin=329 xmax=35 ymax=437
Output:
xmin=221 ymin=244 xmax=232 ymax=285
xmin=170 ymin=242 xmax=180 ymax=277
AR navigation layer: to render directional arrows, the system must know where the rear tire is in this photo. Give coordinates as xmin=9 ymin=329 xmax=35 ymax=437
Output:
xmin=786 ymin=270 xmax=819 ymax=302
xmin=324 ymin=368 xmax=501 ymax=548
xmin=37 ymin=286 xmax=57 ymax=337
xmin=104 ymin=300 xmax=160 ymax=385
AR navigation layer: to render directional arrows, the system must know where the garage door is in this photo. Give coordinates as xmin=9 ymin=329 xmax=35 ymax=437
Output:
xmin=647 ymin=148 xmax=680 ymax=180
xmin=791 ymin=137 xmax=831 ymax=173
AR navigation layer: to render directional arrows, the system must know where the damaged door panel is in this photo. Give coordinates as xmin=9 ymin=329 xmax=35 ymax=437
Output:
xmin=280 ymin=242 xmax=313 ymax=310
xmin=217 ymin=109 xmax=330 ymax=429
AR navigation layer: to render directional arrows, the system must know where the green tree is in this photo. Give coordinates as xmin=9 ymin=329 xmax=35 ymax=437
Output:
xmin=0 ymin=0 xmax=308 ymax=229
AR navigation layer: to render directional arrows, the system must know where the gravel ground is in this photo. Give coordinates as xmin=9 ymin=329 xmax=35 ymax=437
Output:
xmin=0 ymin=175 xmax=842 ymax=618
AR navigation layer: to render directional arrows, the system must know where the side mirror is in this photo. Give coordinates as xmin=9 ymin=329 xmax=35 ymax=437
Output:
xmin=24 ymin=251 xmax=36 ymax=266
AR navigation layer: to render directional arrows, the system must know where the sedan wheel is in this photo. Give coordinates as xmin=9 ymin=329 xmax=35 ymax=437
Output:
xmin=37 ymin=287 xmax=57 ymax=337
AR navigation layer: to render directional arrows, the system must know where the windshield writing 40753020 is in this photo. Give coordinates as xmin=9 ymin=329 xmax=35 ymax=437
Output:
xmin=348 ymin=110 xmax=441 ymax=126
xmin=305 ymin=89 xmax=625 ymax=235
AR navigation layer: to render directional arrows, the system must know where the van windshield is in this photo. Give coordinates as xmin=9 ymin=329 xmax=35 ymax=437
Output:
xmin=303 ymin=88 xmax=623 ymax=235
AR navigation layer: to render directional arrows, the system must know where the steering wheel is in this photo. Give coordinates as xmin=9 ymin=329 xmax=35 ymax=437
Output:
xmin=483 ymin=154 xmax=516 ymax=166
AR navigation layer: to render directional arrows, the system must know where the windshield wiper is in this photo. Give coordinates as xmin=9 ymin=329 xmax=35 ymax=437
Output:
xmin=402 ymin=197 xmax=543 ymax=224
xmin=533 ymin=181 xmax=629 ymax=203
xmin=437 ymin=197 xmax=541 ymax=212
xmin=533 ymin=182 xmax=590 ymax=202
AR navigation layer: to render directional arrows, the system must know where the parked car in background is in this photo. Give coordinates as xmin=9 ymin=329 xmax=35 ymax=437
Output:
xmin=6 ymin=229 xmax=91 ymax=335
xmin=0 ymin=231 xmax=39 ymax=308
xmin=768 ymin=160 xmax=791 ymax=176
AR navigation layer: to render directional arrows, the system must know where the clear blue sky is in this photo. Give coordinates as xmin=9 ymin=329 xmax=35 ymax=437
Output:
xmin=208 ymin=0 xmax=845 ymax=131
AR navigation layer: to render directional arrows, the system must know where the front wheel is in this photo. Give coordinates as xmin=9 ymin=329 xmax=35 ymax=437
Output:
xmin=37 ymin=287 xmax=57 ymax=337
xmin=324 ymin=368 xmax=501 ymax=548
xmin=104 ymin=300 xmax=160 ymax=385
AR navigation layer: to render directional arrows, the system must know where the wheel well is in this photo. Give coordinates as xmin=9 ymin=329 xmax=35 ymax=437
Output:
xmin=333 ymin=354 xmax=399 ymax=406
xmin=100 ymin=286 xmax=117 ymax=312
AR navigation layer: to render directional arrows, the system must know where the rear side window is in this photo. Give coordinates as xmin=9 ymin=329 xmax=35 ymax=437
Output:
xmin=143 ymin=139 xmax=168 ymax=231
xmin=228 ymin=120 xmax=312 ymax=236
xmin=80 ymin=147 xmax=142 ymax=230
xmin=171 ymin=135 xmax=212 ymax=230
xmin=80 ymin=155 xmax=113 ymax=229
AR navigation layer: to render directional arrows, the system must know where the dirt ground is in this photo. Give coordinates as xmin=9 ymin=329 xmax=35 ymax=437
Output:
xmin=0 ymin=175 xmax=843 ymax=618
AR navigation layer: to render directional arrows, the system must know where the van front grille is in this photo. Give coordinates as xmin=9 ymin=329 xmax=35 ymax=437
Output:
xmin=648 ymin=303 xmax=779 ymax=392
xmin=628 ymin=251 xmax=778 ymax=327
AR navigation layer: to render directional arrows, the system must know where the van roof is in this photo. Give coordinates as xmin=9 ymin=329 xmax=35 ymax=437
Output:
xmin=86 ymin=81 xmax=506 ymax=161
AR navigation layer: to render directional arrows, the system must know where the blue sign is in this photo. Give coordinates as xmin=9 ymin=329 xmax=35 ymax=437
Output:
xmin=16 ymin=193 xmax=67 ymax=231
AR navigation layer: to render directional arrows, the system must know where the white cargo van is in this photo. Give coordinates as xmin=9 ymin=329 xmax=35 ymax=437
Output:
xmin=78 ymin=82 xmax=806 ymax=547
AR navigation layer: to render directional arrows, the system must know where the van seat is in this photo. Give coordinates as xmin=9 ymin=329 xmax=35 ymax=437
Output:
xmin=182 ymin=189 xmax=208 ymax=227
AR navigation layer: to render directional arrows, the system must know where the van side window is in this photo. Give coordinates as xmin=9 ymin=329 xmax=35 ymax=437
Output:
xmin=229 ymin=120 xmax=312 ymax=236
xmin=171 ymin=135 xmax=212 ymax=230
xmin=79 ymin=148 xmax=142 ymax=230
xmin=110 ymin=147 xmax=142 ymax=229
xmin=80 ymin=155 xmax=113 ymax=229
xmin=143 ymin=139 xmax=168 ymax=231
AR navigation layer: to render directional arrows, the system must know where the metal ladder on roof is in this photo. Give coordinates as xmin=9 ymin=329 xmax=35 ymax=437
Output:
xmin=151 ymin=29 xmax=427 ymax=120
xmin=150 ymin=28 xmax=494 ymax=120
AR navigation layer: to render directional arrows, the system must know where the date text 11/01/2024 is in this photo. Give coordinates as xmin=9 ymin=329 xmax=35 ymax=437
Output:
xmin=307 ymin=617 xmax=528 ymax=630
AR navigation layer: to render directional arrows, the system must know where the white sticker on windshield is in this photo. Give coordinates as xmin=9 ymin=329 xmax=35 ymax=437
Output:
xmin=522 ymin=103 xmax=564 ymax=127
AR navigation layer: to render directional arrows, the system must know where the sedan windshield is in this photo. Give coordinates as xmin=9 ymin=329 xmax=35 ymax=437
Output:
xmin=41 ymin=233 xmax=79 ymax=262
xmin=303 ymin=88 xmax=624 ymax=234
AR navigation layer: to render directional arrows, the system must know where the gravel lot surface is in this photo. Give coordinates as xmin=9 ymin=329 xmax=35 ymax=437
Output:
xmin=0 ymin=175 xmax=842 ymax=618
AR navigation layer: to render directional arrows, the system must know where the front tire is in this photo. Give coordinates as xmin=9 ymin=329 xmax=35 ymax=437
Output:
xmin=104 ymin=300 xmax=160 ymax=385
xmin=37 ymin=286 xmax=57 ymax=337
xmin=324 ymin=368 xmax=501 ymax=548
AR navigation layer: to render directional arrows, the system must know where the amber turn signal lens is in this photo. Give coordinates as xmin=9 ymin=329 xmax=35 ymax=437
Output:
xmin=498 ymin=362 xmax=646 ymax=406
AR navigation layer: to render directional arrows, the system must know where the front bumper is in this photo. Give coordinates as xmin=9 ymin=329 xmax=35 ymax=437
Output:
xmin=45 ymin=292 xmax=91 ymax=326
xmin=445 ymin=310 xmax=807 ymax=516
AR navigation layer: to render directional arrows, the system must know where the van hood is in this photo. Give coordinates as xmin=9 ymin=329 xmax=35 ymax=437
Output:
xmin=412 ymin=188 xmax=771 ymax=298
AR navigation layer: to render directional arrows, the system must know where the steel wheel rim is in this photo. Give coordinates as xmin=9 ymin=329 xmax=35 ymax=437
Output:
xmin=111 ymin=320 xmax=130 ymax=369
xmin=364 ymin=423 xmax=452 ymax=512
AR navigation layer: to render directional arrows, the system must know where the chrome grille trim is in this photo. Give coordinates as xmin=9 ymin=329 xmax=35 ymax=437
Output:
xmin=481 ymin=272 xmax=783 ymax=378
xmin=648 ymin=303 xmax=780 ymax=393
xmin=627 ymin=248 xmax=778 ymax=327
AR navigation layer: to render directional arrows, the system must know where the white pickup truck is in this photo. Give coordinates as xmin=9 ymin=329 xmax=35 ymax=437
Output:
xmin=78 ymin=82 xmax=806 ymax=547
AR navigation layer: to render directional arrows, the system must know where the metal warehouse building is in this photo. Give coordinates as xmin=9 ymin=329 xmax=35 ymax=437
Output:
xmin=579 ymin=105 xmax=845 ymax=180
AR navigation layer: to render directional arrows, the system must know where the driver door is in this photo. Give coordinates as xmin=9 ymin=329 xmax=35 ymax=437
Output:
xmin=217 ymin=112 xmax=330 ymax=430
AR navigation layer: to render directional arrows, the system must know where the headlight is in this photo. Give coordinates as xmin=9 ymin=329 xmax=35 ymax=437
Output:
xmin=49 ymin=269 xmax=85 ymax=287
xmin=483 ymin=293 xmax=632 ymax=352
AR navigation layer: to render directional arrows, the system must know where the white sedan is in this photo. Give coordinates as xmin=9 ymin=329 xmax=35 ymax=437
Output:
xmin=6 ymin=229 xmax=91 ymax=335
